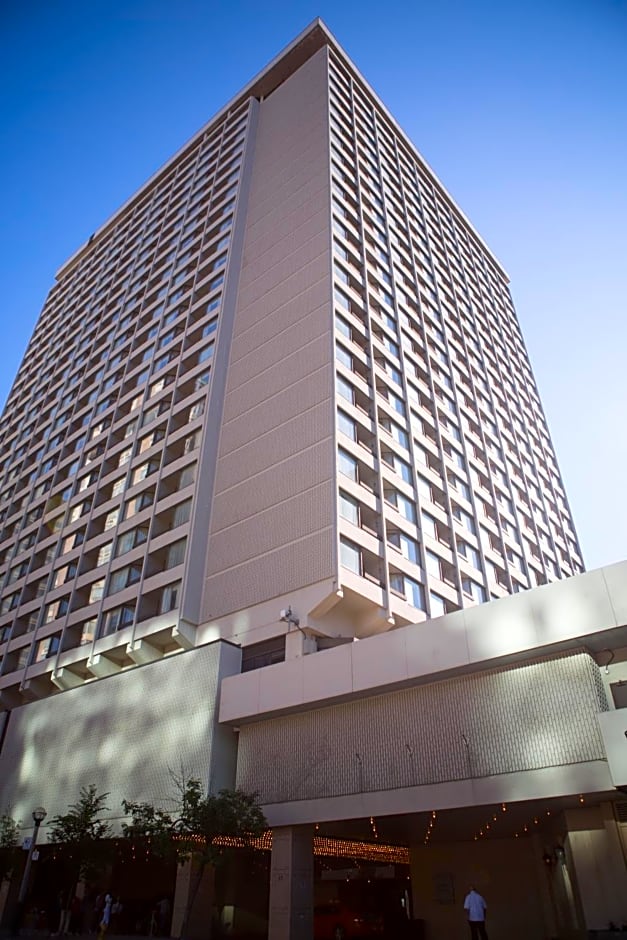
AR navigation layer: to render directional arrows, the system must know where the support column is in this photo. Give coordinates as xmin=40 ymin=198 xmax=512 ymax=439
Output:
xmin=172 ymin=859 xmax=215 ymax=939
xmin=268 ymin=826 xmax=313 ymax=940
xmin=564 ymin=804 xmax=627 ymax=932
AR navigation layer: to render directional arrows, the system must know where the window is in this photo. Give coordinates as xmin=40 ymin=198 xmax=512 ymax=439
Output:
xmin=107 ymin=565 xmax=142 ymax=595
xmin=171 ymin=499 xmax=192 ymax=527
xmin=52 ymin=563 xmax=77 ymax=588
xmin=336 ymin=344 xmax=352 ymax=370
xmin=425 ymin=550 xmax=442 ymax=579
xmin=177 ymin=465 xmax=196 ymax=488
xmin=124 ymin=491 xmax=154 ymax=519
xmin=33 ymin=635 xmax=60 ymax=663
xmin=112 ymin=477 xmax=126 ymax=497
xmin=61 ymin=530 xmax=84 ymax=553
xmin=337 ymin=410 xmax=356 ymax=441
xmin=97 ymin=543 xmax=113 ymax=566
xmin=159 ymin=582 xmax=181 ymax=614
xmin=104 ymin=509 xmax=120 ymax=530
xmin=390 ymin=572 xmax=425 ymax=610
xmin=336 ymin=373 xmax=354 ymax=404
xmin=118 ymin=447 xmax=133 ymax=467
xmin=458 ymin=541 xmax=481 ymax=570
xmin=453 ymin=505 xmax=476 ymax=535
xmin=380 ymin=416 xmax=409 ymax=450
xmin=80 ymin=619 xmax=97 ymax=646
xmin=339 ymin=491 xmax=359 ymax=525
xmin=89 ymin=579 xmax=105 ymax=603
xmin=422 ymin=513 xmax=437 ymax=540
xmin=462 ymin=577 xmax=487 ymax=604
xmin=166 ymin=539 xmax=186 ymax=568
xmin=1 ymin=593 xmax=20 ymax=614
xmin=101 ymin=603 xmax=135 ymax=635
xmin=44 ymin=597 xmax=69 ymax=623
xmin=336 ymin=315 xmax=352 ymax=340
xmin=388 ymin=530 xmax=419 ymax=563
xmin=188 ymin=401 xmax=205 ymax=421
xmin=430 ymin=593 xmax=447 ymax=617
xmin=115 ymin=526 xmax=149 ymax=556
xmin=338 ymin=448 xmax=358 ymax=482
xmin=339 ymin=538 xmax=361 ymax=574
xmin=386 ymin=490 xmax=416 ymax=524
xmin=198 ymin=344 xmax=214 ymax=364
xmin=132 ymin=460 xmax=159 ymax=484
xmin=69 ymin=499 xmax=91 ymax=523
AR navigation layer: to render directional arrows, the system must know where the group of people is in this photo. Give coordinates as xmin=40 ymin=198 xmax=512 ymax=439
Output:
xmin=48 ymin=892 xmax=123 ymax=937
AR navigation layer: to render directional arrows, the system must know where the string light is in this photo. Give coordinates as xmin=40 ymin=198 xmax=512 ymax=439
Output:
xmin=423 ymin=810 xmax=437 ymax=846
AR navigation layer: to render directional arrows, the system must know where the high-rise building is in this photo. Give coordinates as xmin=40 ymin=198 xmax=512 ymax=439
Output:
xmin=2 ymin=21 xmax=624 ymax=940
xmin=0 ymin=21 xmax=583 ymax=708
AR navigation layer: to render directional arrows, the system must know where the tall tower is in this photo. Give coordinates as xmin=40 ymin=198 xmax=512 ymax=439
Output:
xmin=0 ymin=21 xmax=583 ymax=711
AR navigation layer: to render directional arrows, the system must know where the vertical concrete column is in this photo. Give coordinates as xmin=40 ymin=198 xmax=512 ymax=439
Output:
xmin=564 ymin=804 xmax=627 ymax=930
xmin=172 ymin=859 xmax=215 ymax=939
xmin=268 ymin=826 xmax=313 ymax=940
xmin=285 ymin=630 xmax=317 ymax=660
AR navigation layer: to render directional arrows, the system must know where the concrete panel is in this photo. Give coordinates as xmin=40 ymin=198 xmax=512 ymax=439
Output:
xmin=210 ymin=445 xmax=332 ymax=531
xmin=351 ymin=628 xmax=408 ymax=691
xmin=222 ymin=668 xmax=261 ymax=724
xmin=200 ymin=46 xmax=333 ymax=623
xmin=235 ymin=653 xmax=608 ymax=808
xmin=214 ymin=396 xmax=333 ymax=491
xmin=531 ymin=567 xmax=617 ymax=644
xmin=260 ymin=761 xmax=611 ymax=827
xmin=597 ymin=709 xmax=627 ymax=787
xmin=405 ymin=611 xmax=471 ymax=677
xmin=203 ymin=529 xmax=335 ymax=621
xmin=464 ymin=589 xmax=538 ymax=662
xmin=0 ymin=642 xmax=240 ymax=830
xmin=602 ymin=559 xmax=627 ymax=626
xmin=258 ymin=659 xmax=304 ymax=713
xmin=206 ymin=483 xmax=333 ymax=572
xmin=302 ymin=643 xmax=353 ymax=702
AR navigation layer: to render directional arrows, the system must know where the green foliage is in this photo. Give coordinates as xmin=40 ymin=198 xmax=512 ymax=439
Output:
xmin=120 ymin=799 xmax=177 ymax=861
xmin=0 ymin=811 xmax=20 ymax=881
xmin=48 ymin=785 xmax=113 ymax=882
xmin=122 ymin=775 xmax=267 ymax=867
xmin=122 ymin=775 xmax=266 ymax=939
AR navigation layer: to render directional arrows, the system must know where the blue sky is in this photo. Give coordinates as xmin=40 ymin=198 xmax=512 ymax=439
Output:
xmin=1 ymin=0 xmax=626 ymax=570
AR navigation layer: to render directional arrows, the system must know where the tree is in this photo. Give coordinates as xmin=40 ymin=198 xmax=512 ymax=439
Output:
xmin=122 ymin=775 xmax=267 ymax=938
xmin=48 ymin=785 xmax=112 ymax=900
xmin=0 ymin=811 xmax=19 ymax=884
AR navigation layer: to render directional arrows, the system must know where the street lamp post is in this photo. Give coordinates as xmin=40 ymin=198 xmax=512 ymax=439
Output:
xmin=13 ymin=806 xmax=47 ymax=935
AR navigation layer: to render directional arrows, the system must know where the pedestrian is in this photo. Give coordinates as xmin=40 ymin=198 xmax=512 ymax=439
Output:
xmin=463 ymin=885 xmax=488 ymax=940
xmin=111 ymin=898 xmax=123 ymax=934
xmin=97 ymin=894 xmax=113 ymax=940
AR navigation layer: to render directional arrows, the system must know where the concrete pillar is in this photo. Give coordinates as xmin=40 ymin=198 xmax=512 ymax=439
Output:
xmin=0 ymin=878 xmax=10 ymax=926
xmin=171 ymin=858 xmax=215 ymax=939
xmin=564 ymin=804 xmax=627 ymax=931
xmin=285 ymin=630 xmax=317 ymax=660
xmin=268 ymin=826 xmax=313 ymax=940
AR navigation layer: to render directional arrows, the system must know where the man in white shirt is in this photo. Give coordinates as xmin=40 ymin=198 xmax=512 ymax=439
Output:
xmin=463 ymin=886 xmax=488 ymax=939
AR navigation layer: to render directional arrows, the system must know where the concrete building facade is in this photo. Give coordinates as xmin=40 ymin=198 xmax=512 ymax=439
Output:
xmin=0 ymin=19 xmax=625 ymax=940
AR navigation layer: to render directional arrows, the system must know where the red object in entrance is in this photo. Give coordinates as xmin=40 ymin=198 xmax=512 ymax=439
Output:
xmin=314 ymin=901 xmax=384 ymax=939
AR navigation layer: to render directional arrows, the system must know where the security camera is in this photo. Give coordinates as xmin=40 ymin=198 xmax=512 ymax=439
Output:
xmin=279 ymin=606 xmax=300 ymax=627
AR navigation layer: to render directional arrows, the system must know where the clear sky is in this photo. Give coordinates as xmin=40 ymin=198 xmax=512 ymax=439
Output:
xmin=1 ymin=0 xmax=626 ymax=570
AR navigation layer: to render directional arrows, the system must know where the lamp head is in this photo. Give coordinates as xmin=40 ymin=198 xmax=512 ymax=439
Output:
xmin=32 ymin=807 xmax=47 ymax=823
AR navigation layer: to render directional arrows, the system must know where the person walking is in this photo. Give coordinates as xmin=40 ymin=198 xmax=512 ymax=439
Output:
xmin=463 ymin=886 xmax=488 ymax=940
xmin=97 ymin=894 xmax=113 ymax=940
